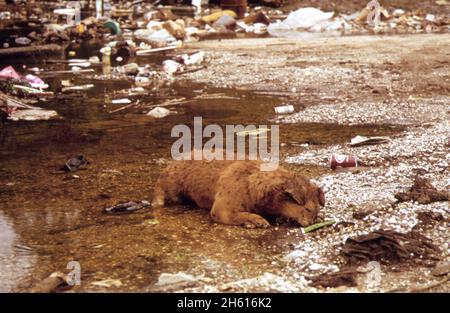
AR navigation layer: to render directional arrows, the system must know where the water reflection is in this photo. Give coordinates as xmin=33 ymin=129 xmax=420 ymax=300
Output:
xmin=0 ymin=49 xmax=404 ymax=291
xmin=0 ymin=211 xmax=35 ymax=292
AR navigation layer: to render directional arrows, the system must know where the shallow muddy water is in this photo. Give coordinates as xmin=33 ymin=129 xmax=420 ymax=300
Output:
xmin=0 ymin=48 xmax=405 ymax=291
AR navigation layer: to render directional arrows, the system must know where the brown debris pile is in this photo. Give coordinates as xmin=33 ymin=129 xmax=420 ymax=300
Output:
xmin=352 ymin=207 xmax=376 ymax=220
xmin=309 ymin=269 xmax=357 ymax=288
xmin=417 ymin=211 xmax=445 ymax=224
xmin=413 ymin=211 xmax=447 ymax=230
xmin=341 ymin=229 xmax=440 ymax=265
xmin=395 ymin=176 xmax=449 ymax=204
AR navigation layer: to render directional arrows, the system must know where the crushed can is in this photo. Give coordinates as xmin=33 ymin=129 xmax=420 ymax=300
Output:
xmin=274 ymin=104 xmax=294 ymax=114
xmin=329 ymin=154 xmax=358 ymax=170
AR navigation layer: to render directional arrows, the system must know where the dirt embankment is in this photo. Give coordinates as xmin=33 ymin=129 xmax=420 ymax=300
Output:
xmin=184 ymin=34 xmax=450 ymax=110
xmin=280 ymin=0 xmax=450 ymax=15
xmin=178 ymin=33 xmax=449 ymax=292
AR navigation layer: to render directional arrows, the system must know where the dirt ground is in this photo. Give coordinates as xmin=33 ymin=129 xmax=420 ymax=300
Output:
xmin=280 ymin=0 xmax=450 ymax=15
xmin=184 ymin=34 xmax=450 ymax=97
xmin=179 ymin=34 xmax=450 ymax=292
xmin=1 ymin=0 xmax=449 ymax=293
xmin=0 ymin=31 xmax=448 ymax=293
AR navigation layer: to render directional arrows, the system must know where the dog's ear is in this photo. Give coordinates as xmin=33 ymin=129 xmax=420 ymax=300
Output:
xmin=318 ymin=187 xmax=325 ymax=206
xmin=283 ymin=189 xmax=305 ymax=205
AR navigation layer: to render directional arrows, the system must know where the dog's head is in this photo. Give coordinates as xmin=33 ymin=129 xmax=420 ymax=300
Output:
xmin=271 ymin=176 xmax=325 ymax=226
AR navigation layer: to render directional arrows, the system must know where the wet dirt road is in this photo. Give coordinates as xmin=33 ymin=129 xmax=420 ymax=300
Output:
xmin=0 ymin=33 xmax=447 ymax=292
xmin=0 ymin=64 xmax=403 ymax=292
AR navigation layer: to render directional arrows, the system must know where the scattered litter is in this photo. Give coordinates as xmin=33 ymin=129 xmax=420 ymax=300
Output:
xmin=112 ymin=98 xmax=132 ymax=104
xmin=8 ymin=108 xmax=59 ymax=121
xmin=360 ymin=261 xmax=382 ymax=289
xmin=302 ymin=220 xmax=335 ymax=233
xmin=91 ymin=279 xmax=122 ymax=288
xmin=24 ymin=74 xmax=48 ymax=89
xmin=393 ymin=9 xmax=405 ymax=18
xmin=147 ymin=107 xmax=173 ymax=118
xmin=342 ymin=229 xmax=440 ymax=265
xmin=282 ymin=8 xmax=335 ymax=29
xmin=350 ymin=135 xmax=390 ymax=147
xmin=155 ymin=272 xmax=200 ymax=286
xmin=432 ymin=261 xmax=450 ymax=277
xmin=416 ymin=211 xmax=445 ymax=226
xmin=0 ymin=0 xmax=449 ymax=295
xmin=274 ymin=104 xmax=294 ymax=114
xmin=236 ymin=127 xmax=270 ymax=137
xmin=202 ymin=10 xmax=237 ymax=23
xmin=162 ymin=20 xmax=186 ymax=39
xmin=31 ymin=272 xmax=71 ymax=293
xmin=395 ymin=176 xmax=449 ymax=204
xmin=104 ymin=20 xmax=121 ymax=35
xmin=15 ymin=37 xmax=32 ymax=46
xmin=356 ymin=261 xmax=381 ymax=273
xmin=329 ymin=154 xmax=358 ymax=170
xmin=283 ymin=250 xmax=307 ymax=262
xmin=309 ymin=268 xmax=358 ymax=288
xmin=115 ymin=63 xmax=139 ymax=75
xmin=62 ymin=84 xmax=94 ymax=93
xmin=162 ymin=60 xmax=183 ymax=74
xmin=400 ymin=276 xmax=450 ymax=292
xmin=352 ymin=207 xmax=376 ymax=220
xmin=63 ymin=155 xmax=89 ymax=172
xmin=213 ymin=13 xmax=236 ymax=29
xmin=145 ymin=219 xmax=160 ymax=226
xmin=309 ymin=263 xmax=323 ymax=271
xmin=103 ymin=200 xmax=150 ymax=214
xmin=268 ymin=7 xmax=337 ymax=36
xmin=136 ymin=28 xmax=177 ymax=46
xmin=136 ymin=45 xmax=178 ymax=56
xmin=109 ymin=103 xmax=135 ymax=114
xmin=12 ymin=85 xmax=53 ymax=96
xmin=218 ymin=273 xmax=297 ymax=292
xmin=68 ymin=62 xmax=91 ymax=68
xmin=366 ymin=0 xmax=383 ymax=27
xmin=0 ymin=66 xmax=21 ymax=80
xmin=425 ymin=14 xmax=437 ymax=23
xmin=237 ymin=21 xmax=263 ymax=34
xmin=89 ymin=56 xmax=101 ymax=64
xmin=181 ymin=51 xmax=205 ymax=66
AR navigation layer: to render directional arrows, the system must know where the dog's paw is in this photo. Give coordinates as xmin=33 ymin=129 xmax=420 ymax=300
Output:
xmin=242 ymin=216 xmax=270 ymax=229
xmin=151 ymin=198 xmax=164 ymax=208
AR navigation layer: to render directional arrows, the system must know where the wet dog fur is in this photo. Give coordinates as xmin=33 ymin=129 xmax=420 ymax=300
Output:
xmin=152 ymin=155 xmax=325 ymax=228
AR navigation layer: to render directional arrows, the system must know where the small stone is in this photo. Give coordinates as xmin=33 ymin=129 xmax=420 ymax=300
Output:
xmin=432 ymin=261 xmax=450 ymax=276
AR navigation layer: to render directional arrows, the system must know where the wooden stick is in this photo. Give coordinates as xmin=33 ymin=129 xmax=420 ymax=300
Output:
xmin=0 ymin=44 xmax=63 ymax=58
xmin=109 ymin=103 xmax=136 ymax=113
xmin=0 ymin=92 xmax=40 ymax=109
xmin=146 ymin=97 xmax=188 ymax=109
xmin=31 ymin=272 xmax=69 ymax=293
xmin=408 ymin=275 xmax=449 ymax=292
xmin=174 ymin=66 xmax=206 ymax=76
xmin=38 ymin=69 xmax=95 ymax=76
xmin=303 ymin=220 xmax=335 ymax=233
xmin=136 ymin=46 xmax=178 ymax=56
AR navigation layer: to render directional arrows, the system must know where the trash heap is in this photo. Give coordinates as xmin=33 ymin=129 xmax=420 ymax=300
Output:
xmin=0 ymin=0 xmax=449 ymax=50
xmin=0 ymin=65 xmax=58 ymax=121
xmin=1 ymin=1 xmax=449 ymax=121
xmin=268 ymin=1 xmax=450 ymax=36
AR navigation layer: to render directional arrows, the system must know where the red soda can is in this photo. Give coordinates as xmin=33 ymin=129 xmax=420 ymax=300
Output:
xmin=329 ymin=154 xmax=358 ymax=170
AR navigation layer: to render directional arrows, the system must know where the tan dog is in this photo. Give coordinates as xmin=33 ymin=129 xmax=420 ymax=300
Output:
xmin=152 ymin=156 xmax=325 ymax=228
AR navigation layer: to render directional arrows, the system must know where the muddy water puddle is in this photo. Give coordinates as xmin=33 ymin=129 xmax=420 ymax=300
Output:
xmin=0 ymin=53 xmax=404 ymax=291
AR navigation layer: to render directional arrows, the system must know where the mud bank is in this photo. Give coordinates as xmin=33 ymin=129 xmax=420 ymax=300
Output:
xmin=184 ymin=34 xmax=450 ymax=102
xmin=0 ymin=33 xmax=448 ymax=293
xmin=178 ymin=34 xmax=449 ymax=292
